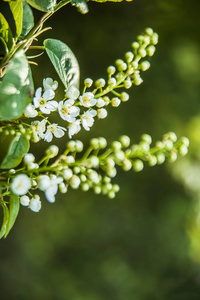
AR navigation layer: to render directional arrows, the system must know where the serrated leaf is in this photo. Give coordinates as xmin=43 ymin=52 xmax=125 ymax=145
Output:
xmin=0 ymin=134 xmax=30 ymax=169
xmin=0 ymin=50 xmax=33 ymax=120
xmin=4 ymin=193 xmax=20 ymax=238
xmin=0 ymin=12 xmax=14 ymax=54
xmin=0 ymin=203 xmax=9 ymax=239
xmin=19 ymin=2 xmax=34 ymax=40
xmin=25 ymin=0 xmax=56 ymax=12
xmin=44 ymin=38 xmax=80 ymax=89
xmin=9 ymin=0 xmax=23 ymax=38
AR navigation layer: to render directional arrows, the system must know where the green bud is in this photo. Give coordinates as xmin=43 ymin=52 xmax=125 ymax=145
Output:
xmin=148 ymin=155 xmax=157 ymax=166
xmin=132 ymin=42 xmax=140 ymax=50
xmin=120 ymin=92 xmax=129 ymax=102
xmin=179 ymin=145 xmax=188 ymax=156
xmin=111 ymin=141 xmax=122 ymax=151
xmin=108 ymin=191 xmax=115 ymax=199
xmin=180 ymin=137 xmax=190 ymax=147
xmin=95 ymin=78 xmax=106 ymax=88
xmin=156 ymin=152 xmax=165 ymax=165
xmin=151 ymin=32 xmax=159 ymax=45
xmin=164 ymin=140 xmax=174 ymax=151
xmin=145 ymin=27 xmax=154 ymax=36
xmin=168 ymin=151 xmax=177 ymax=162
xmin=140 ymin=61 xmax=150 ymax=71
xmin=125 ymin=51 xmax=134 ymax=63
xmin=138 ymin=48 xmax=147 ymax=58
xmin=146 ymin=45 xmax=156 ymax=56
xmin=75 ymin=140 xmax=84 ymax=152
xmin=67 ymin=140 xmax=76 ymax=152
xmin=98 ymin=137 xmax=107 ymax=148
xmin=94 ymin=186 xmax=101 ymax=194
xmin=132 ymin=61 xmax=138 ymax=69
xmin=108 ymin=78 xmax=117 ymax=87
xmin=141 ymin=134 xmax=152 ymax=144
xmin=133 ymin=159 xmax=144 ymax=172
xmin=122 ymin=158 xmax=132 ymax=171
xmin=119 ymin=135 xmax=131 ymax=148
xmin=107 ymin=66 xmax=116 ymax=75
xmin=81 ymin=183 xmax=90 ymax=191
xmin=124 ymin=78 xmax=132 ymax=89
xmin=112 ymin=184 xmax=120 ymax=193
xmin=84 ymin=78 xmax=93 ymax=87
xmin=90 ymin=138 xmax=100 ymax=149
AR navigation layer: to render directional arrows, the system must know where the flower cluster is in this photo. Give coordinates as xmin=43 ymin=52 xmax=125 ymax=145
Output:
xmin=6 ymin=133 xmax=189 ymax=213
xmin=12 ymin=28 xmax=159 ymax=143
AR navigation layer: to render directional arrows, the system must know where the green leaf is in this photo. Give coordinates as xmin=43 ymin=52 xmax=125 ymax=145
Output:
xmin=4 ymin=193 xmax=20 ymax=238
xmin=44 ymin=38 xmax=80 ymax=89
xmin=0 ymin=134 xmax=30 ymax=169
xmin=0 ymin=12 xmax=14 ymax=55
xmin=90 ymin=0 xmax=124 ymax=2
xmin=25 ymin=0 xmax=56 ymax=12
xmin=19 ymin=2 xmax=34 ymax=40
xmin=0 ymin=203 xmax=9 ymax=239
xmin=0 ymin=50 xmax=33 ymax=120
xmin=9 ymin=0 xmax=23 ymax=38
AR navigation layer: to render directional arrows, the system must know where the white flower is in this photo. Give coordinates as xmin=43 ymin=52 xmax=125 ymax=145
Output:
xmin=58 ymin=99 xmax=80 ymax=122
xmin=11 ymin=174 xmax=31 ymax=195
xmin=44 ymin=124 xmax=67 ymax=142
xmin=29 ymin=195 xmax=41 ymax=212
xmin=66 ymin=86 xmax=80 ymax=99
xmin=20 ymin=195 xmax=30 ymax=206
xmin=68 ymin=119 xmax=81 ymax=138
xmin=81 ymin=109 xmax=97 ymax=131
xmin=96 ymin=98 xmax=105 ymax=108
xmin=33 ymin=87 xmax=58 ymax=114
xmin=79 ymin=92 xmax=96 ymax=107
xmin=31 ymin=119 xmax=47 ymax=139
xmin=43 ymin=78 xmax=58 ymax=91
xmin=46 ymin=176 xmax=63 ymax=203
xmin=24 ymin=103 xmax=38 ymax=118
xmin=97 ymin=108 xmax=107 ymax=119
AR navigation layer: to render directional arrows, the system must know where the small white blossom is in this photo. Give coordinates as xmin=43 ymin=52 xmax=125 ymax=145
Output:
xmin=20 ymin=195 xmax=30 ymax=206
xmin=31 ymin=119 xmax=47 ymax=139
xmin=43 ymin=78 xmax=58 ymax=91
xmin=79 ymin=92 xmax=96 ymax=107
xmin=33 ymin=87 xmax=58 ymax=114
xmin=45 ymin=176 xmax=63 ymax=203
xmin=29 ymin=195 xmax=41 ymax=212
xmin=66 ymin=86 xmax=80 ymax=99
xmin=24 ymin=103 xmax=38 ymax=118
xmin=44 ymin=124 xmax=67 ymax=142
xmin=81 ymin=109 xmax=97 ymax=131
xmin=58 ymin=99 xmax=80 ymax=122
xmin=97 ymin=108 xmax=107 ymax=119
xmin=11 ymin=174 xmax=31 ymax=195
xmin=68 ymin=119 xmax=81 ymax=138
xmin=65 ymin=155 xmax=75 ymax=164
xmin=96 ymin=98 xmax=105 ymax=108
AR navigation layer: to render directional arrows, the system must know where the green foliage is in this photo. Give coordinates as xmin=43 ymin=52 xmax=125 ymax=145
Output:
xmin=0 ymin=50 xmax=33 ymax=120
xmin=0 ymin=202 xmax=9 ymax=239
xmin=19 ymin=2 xmax=34 ymax=40
xmin=3 ymin=193 xmax=20 ymax=238
xmin=0 ymin=12 xmax=13 ymax=56
xmin=44 ymin=38 xmax=80 ymax=88
xmin=25 ymin=0 xmax=57 ymax=12
xmin=9 ymin=0 xmax=23 ymax=38
xmin=0 ymin=134 xmax=30 ymax=169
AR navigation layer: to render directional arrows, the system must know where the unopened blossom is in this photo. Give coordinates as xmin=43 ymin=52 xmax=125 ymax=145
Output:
xmin=33 ymin=87 xmax=58 ymax=114
xmin=97 ymin=108 xmax=107 ymax=119
xmin=44 ymin=124 xmax=67 ymax=142
xmin=43 ymin=78 xmax=58 ymax=91
xmin=20 ymin=195 xmax=30 ymax=206
xmin=58 ymin=99 xmax=80 ymax=122
xmin=79 ymin=92 xmax=96 ymax=107
xmin=81 ymin=109 xmax=97 ymax=131
xmin=29 ymin=195 xmax=41 ymax=212
xmin=66 ymin=86 xmax=80 ymax=99
xmin=96 ymin=98 xmax=105 ymax=108
xmin=69 ymin=175 xmax=81 ymax=189
xmin=39 ymin=175 xmax=63 ymax=203
xmin=11 ymin=174 xmax=31 ymax=195
xmin=24 ymin=103 xmax=38 ymax=118
xmin=68 ymin=119 xmax=81 ymax=138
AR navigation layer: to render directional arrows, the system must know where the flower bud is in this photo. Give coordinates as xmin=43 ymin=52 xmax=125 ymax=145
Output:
xmin=46 ymin=145 xmax=59 ymax=157
xmin=179 ymin=145 xmax=188 ymax=156
xmin=96 ymin=98 xmax=105 ymax=108
xmin=107 ymin=66 xmax=116 ymax=75
xmin=108 ymin=78 xmax=117 ymax=87
xmin=20 ymin=195 xmax=30 ymax=206
xmin=120 ymin=92 xmax=129 ymax=102
xmin=156 ymin=152 xmax=165 ymax=165
xmin=138 ymin=48 xmax=146 ymax=57
xmin=75 ymin=140 xmax=84 ymax=152
xmin=132 ymin=159 xmax=144 ymax=172
xmin=84 ymin=78 xmax=93 ymax=87
xmin=63 ymin=168 xmax=73 ymax=180
xmin=111 ymin=141 xmax=122 ymax=151
xmin=97 ymin=108 xmax=107 ymax=119
xmin=125 ymin=51 xmax=134 ymax=63
xmin=151 ymin=33 xmax=159 ymax=45
xmin=98 ymin=137 xmax=107 ymax=148
xmin=29 ymin=195 xmax=41 ymax=212
xmin=24 ymin=153 xmax=35 ymax=164
xmin=111 ymin=97 xmax=121 ymax=107
xmin=140 ymin=61 xmax=150 ymax=71
xmin=69 ymin=175 xmax=81 ymax=189
xmin=146 ymin=45 xmax=156 ymax=56
xmin=95 ymin=78 xmax=106 ymax=88
xmin=145 ymin=27 xmax=154 ymax=36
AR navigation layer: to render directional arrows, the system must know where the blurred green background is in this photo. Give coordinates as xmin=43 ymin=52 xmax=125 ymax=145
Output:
xmin=1 ymin=0 xmax=200 ymax=299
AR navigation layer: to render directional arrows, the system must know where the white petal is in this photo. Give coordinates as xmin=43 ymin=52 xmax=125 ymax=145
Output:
xmin=43 ymin=89 xmax=55 ymax=100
